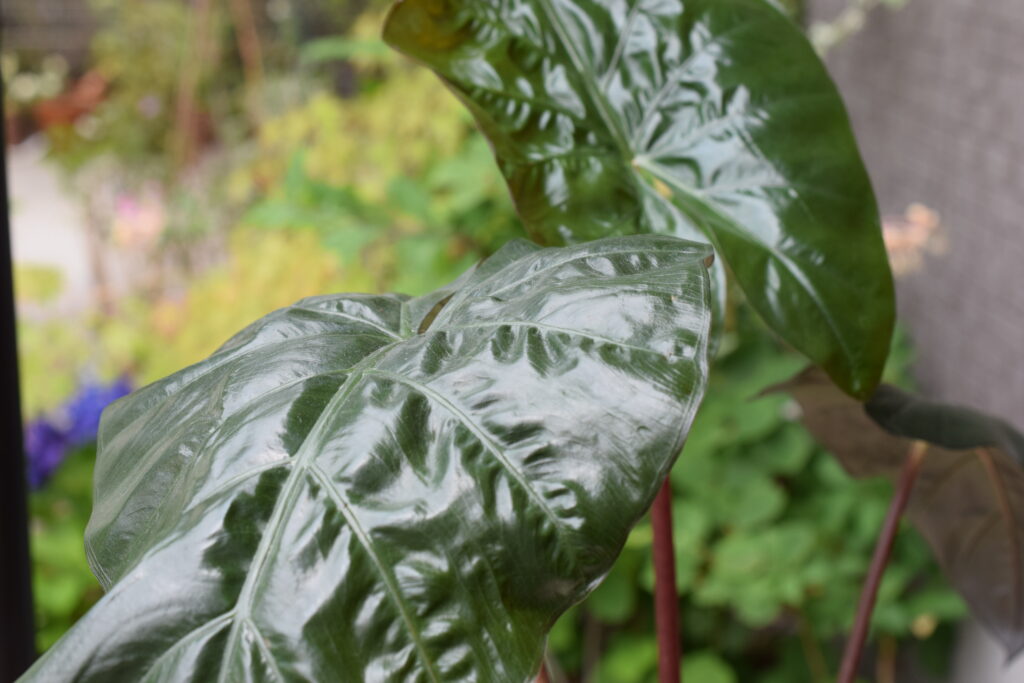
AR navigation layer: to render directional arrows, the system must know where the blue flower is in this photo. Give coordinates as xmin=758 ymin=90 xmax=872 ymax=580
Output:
xmin=23 ymin=377 xmax=133 ymax=489
xmin=64 ymin=377 xmax=133 ymax=447
xmin=24 ymin=419 xmax=69 ymax=489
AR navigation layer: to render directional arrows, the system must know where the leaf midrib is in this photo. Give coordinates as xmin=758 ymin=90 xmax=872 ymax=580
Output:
xmin=529 ymin=0 xmax=759 ymax=178
xmin=210 ymin=286 xmax=657 ymax=678
xmin=309 ymin=464 xmax=439 ymax=681
xmin=534 ymin=0 xmax=632 ymax=157
xmin=213 ymin=330 xmax=445 ymax=683
xmin=209 ymin=298 xmax=599 ymax=679
xmin=519 ymin=0 xmax=838 ymax=360
xmin=633 ymin=155 xmax=857 ymax=374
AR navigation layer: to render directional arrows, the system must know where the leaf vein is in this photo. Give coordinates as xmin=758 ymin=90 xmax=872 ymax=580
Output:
xmin=215 ymin=337 xmax=404 ymax=682
xmin=140 ymin=611 xmax=235 ymax=681
xmin=631 ymin=20 xmax=757 ymax=150
xmin=535 ymin=0 xmax=631 ymax=155
xmin=600 ymin=1 xmax=644 ymax=91
xmin=364 ymin=369 xmax=574 ymax=540
xmin=446 ymin=320 xmax=679 ymax=357
xmin=292 ymin=305 xmax=403 ymax=340
xmin=633 ymin=156 xmax=857 ymax=369
xmin=246 ymin=619 xmax=286 ymax=683
xmin=308 ymin=465 xmax=443 ymax=683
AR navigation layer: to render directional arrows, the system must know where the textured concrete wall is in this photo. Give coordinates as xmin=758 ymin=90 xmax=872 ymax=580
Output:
xmin=809 ymin=0 xmax=1024 ymax=427
xmin=809 ymin=1 xmax=1024 ymax=679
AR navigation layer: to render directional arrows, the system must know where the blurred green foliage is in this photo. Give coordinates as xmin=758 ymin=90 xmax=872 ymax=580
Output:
xmin=29 ymin=445 xmax=102 ymax=651
xmin=18 ymin=1 xmax=962 ymax=678
xmin=231 ymin=26 xmax=524 ymax=296
xmin=13 ymin=265 xmax=64 ymax=305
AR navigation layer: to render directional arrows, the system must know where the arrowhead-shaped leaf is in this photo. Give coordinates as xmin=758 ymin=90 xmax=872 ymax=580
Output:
xmin=22 ymin=236 xmax=713 ymax=682
xmin=383 ymin=0 xmax=895 ymax=398
xmin=775 ymin=368 xmax=1024 ymax=658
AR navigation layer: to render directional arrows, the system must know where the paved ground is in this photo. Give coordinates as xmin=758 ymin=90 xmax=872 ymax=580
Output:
xmin=7 ymin=137 xmax=94 ymax=315
xmin=953 ymin=622 xmax=1024 ymax=682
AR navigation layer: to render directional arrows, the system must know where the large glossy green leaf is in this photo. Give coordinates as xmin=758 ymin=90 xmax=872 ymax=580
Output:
xmin=21 ymin=236 xmax=713 ymax=682
xmin=774 ymin=368 xmax=1024 ymax=658
xmin=383 ymin=0 xmax=895 ymax=398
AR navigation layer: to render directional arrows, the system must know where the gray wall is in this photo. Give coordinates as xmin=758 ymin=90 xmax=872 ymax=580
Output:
xmin=1 ymin=0 xmax=95 ymax=66
xmin=810 ymin=0 xmax=1024 ymax=426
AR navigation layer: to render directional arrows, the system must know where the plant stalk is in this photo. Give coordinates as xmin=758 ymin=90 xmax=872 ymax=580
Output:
xmin=652 ymin=477 xmax=681 ymax=683
xmin=837 ymin=441 xmax=927 ymax=683
xmin=226 ymin=0 xmax=265 ymax=89
xmin=172 ymin=0 xmax=215 ymax=172
xmin=225 ymin=0 xmax=265 ymax=127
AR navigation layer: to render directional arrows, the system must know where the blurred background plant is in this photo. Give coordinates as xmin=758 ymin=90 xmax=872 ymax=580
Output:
xmin=8 ymin=0 xmax=958 ymax=678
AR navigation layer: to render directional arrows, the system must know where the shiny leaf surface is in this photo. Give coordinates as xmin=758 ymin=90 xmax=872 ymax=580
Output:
xmin=775 ymin=368 xmax=1024 ymax=658
xmin=21 ymin=236 xmax=713 ymax=682
xmin=384 ymin=0 xmax=895 ymax=397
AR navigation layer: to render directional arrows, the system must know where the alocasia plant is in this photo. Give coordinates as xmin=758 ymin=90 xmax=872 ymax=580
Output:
xmin=20 ymin=236 xmax=714 ymax=681
xmin=21 ymin=0 xmax=1022 ymax=681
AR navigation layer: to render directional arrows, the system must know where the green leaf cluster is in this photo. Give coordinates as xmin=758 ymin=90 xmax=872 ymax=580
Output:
xmin=230 ymin=39 xmax=525 ymax=296
xmin=28 ymin=446 xmax=103 ymax=651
